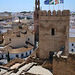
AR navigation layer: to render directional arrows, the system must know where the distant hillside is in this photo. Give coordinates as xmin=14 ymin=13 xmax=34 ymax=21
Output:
xmin=20 ymin=11 xmax=31 ymax=13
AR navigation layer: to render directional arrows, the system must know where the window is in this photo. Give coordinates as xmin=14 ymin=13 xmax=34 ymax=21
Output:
xmin=21 ymin=54 xmax=24 ymax=58
xmin=28 ymin=38 xmax=30 ymax=41
xmin=37 ymin=5 xmax=38 ymax=8
xmin=6 ymin=55 xmax=7 ymax=57
xmin=26 ymin=52 xmax=27 ymax=56
xmin=16 ymin=55 xmax=19 ymax=58
xmin=30 ymin=51 xmax=32 ymax=54
xmin=37 ymin=14 xmax=39 ymax=19
xmin=9 ymin=38 xmax=11 ymax=41
xmin=71 ymin=49 xmax=74 ymax=52
xmin=26 ymin=41 xmax=28 ymax=45
xmin=51 ymin=28 xmax=55 ymax=35
xmin=2 ymin=55 xmax=3 ymax=59
xmin=72 ymin=44 xmax=74 ymax=46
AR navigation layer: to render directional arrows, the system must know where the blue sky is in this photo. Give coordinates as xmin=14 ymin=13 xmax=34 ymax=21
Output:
xmin=0 ymin=0 xmax=75 ymax=12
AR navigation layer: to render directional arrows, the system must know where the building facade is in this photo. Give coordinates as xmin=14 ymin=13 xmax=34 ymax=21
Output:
xmin=39 ymin=10 xmax=70 ymax=59
xmin=3 ymin=27 xmax=34 ymax=48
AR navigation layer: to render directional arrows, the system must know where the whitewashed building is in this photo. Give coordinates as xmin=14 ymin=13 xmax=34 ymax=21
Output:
xmin=0 ymin=26 xmax=34 ymax=59
xmin=0 ymin=45 xmax=34 ymax=60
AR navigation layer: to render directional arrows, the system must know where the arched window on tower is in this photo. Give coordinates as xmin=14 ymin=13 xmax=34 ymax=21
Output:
xmin=51 ymin=28 xmax=55 ymax=35
xmin=37 ymin=5 xmax=38 ymax=8
xmin=37 ymin=14 xmax=39 ymax=19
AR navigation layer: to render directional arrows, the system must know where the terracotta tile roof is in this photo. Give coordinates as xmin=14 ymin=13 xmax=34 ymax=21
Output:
xmin=1 ymin=45 xmax=34 ymax=54
xmin=10 ymin=47 xmax=33 ymax=54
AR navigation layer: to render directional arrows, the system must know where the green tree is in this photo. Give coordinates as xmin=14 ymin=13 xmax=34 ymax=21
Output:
xmin=20 ymin=11 xmax=27 ymax=13
xmin=26 ymin=17 xmax=32 ymax=20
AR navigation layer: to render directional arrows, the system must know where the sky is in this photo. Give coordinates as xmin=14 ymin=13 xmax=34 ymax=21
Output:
xmin=0 ymin=0 xmax=75 ymax=12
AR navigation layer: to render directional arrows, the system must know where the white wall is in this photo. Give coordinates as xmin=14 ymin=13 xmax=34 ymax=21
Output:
xmin=0 ymin=49 xmax=33 ymax=60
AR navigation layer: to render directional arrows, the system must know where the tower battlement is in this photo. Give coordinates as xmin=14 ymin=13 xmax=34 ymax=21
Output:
xmin=39 ymin=10 xmax=70 ymax=16
xmin=39 ymin=10 xmax=70 ymax=21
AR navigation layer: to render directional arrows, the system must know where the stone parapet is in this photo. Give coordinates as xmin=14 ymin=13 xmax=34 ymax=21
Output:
xmin=39 ymin=10 xmax=70 ymax=16
xmin=39 ymin=10 xmax=70 ymax=21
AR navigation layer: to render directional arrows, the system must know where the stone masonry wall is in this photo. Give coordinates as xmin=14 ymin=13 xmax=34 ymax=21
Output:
xmin=53 ymin=54 xmax=75 ymax=75
xmin=39 ymin=10 xmax=70 ymax=59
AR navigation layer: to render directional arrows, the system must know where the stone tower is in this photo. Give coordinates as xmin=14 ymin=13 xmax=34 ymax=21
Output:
xmin=39 ymin=10 xmax=70 ymax=59
xmin=34 ymin=0 xmax=40 ymax=42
